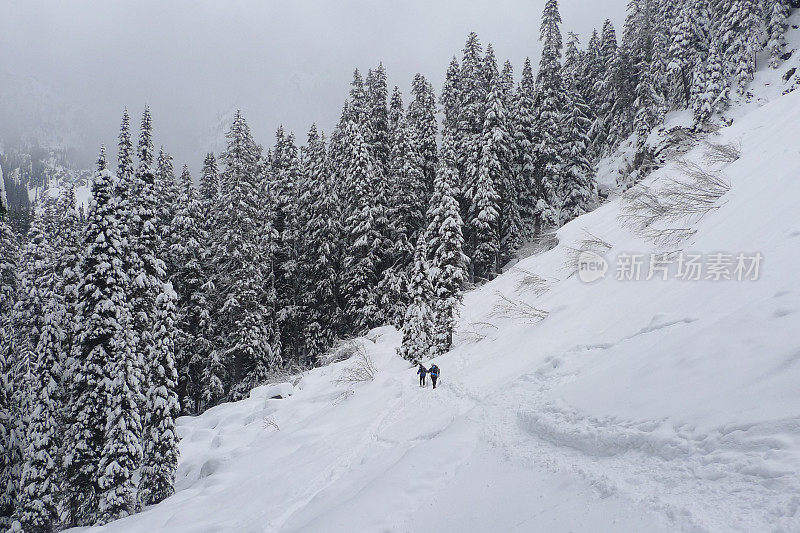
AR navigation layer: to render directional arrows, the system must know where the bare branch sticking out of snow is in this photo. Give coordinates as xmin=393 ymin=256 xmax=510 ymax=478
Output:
xmin=490 ymin=292 xmax=549 ymax=324
xmin=262 ymin=417 xmax=280 ymax=431
xmin=458 ymin=321 xmax=499 ymax=344
xmin=322 ymin=339 xmax=364 ymax=365
xmin=562 ymin=230 xmax=613 ymax=276
xmin=703 ymin=141 xmax=742 ymax=166
xmin=512 ymin=267 xmax=554 ymax=296
xmin=332 ymin=390 xmax=355 ymax=405
xmin=618 ymin=160 xmax=730 ymax=246
xmin=333 ymin=348 xmax=377 ymax=385
xmin=526 ymin=230 xmax=559 ymax=255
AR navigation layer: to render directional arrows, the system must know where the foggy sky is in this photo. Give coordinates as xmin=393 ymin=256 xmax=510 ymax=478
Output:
xmin=1 ymin=0 xmax=628 ymax=171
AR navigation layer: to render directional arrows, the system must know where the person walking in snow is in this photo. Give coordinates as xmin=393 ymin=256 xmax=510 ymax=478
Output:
xmin=429 ymin=364 xmax=440 ymax=389
xmin=417 ymin=363 xmax=428 ymax=387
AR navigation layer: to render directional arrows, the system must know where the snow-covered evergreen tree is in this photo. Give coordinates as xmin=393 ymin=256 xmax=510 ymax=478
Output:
xmin=214 ymin=111 xmax=281 ymax=399
xmin=667 ymin=0 xmax=697 ymax=107
xmin=299 ymin=126 xmax=342 ymax=359
xmin=96 ymin=311 xmax=141 ymax=524
xmin=14 ymin=264 xmax=63 ymax=532
xmin=425 ymin=131 xmax=467 ymax=354
xmin=65 ymin=148 xmax=135 ymax=525
xmin=470 ymin=84 xmax=502 ymax=281
xmin=129 ymin=109 xmax=169 ymax=476
xmin=342 ymin=123 xmax=384 ymax=333
xmin=767 ymin=0 xmax=790 ymax=68
xmin=53 ymin=185 xmax=82 ymax=371
xmin=397 ymin=235 xmax=435 ymax=362
xmin=0 ymin=165 xmax=19 ymax=529
xmin=9 ymin=196 xmax=58 ymax=528
xmin=116 ymin=109 xmax=135 ymax=196
xmin=693 ymin=39 xmax=729 ymax=125
xmin=721 ymin=0 xmax=765 ymax=93
xmin=458 ymin=33 xmax=487 ymax=219
xmin=407 ymin=73 xmax=439 ymax=192
xmin=155 ymin=149 xmax=180 ymax=276
xmin=511 ymin=58 xmax=539 ymax=235
xmin=440 ymin=57 xmax=462 ymax=136
xmin=197 ymin=153 xmax=224 ymax=409
xmin=560 ymin=74 xmax=598 ymax=222
xmin=534 ymin=0 xmax=566 ymax=228
xmin=271 ymin=127 xmax=305 ymax=365
xmin=169 ymin=165 xmax=211 ymax=413
xmin=482 ymin=71 xmax=519 ymax=271
xmin=138 ymin=283 xmax=179 ymax=507
xmin=366 ymin=65 xmax=390 ymax=177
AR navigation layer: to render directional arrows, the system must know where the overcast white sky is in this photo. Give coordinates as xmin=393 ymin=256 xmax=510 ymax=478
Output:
xmin=0 ymin=0 xmax=628 ymax=169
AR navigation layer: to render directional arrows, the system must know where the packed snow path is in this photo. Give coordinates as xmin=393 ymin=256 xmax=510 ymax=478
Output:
xmin=78 ymin=38 xmax=800 ymax=533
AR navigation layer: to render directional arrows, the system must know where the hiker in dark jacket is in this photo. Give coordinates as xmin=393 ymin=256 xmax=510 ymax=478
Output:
xmin=429 ymin=364 xmax=440 ymax=389
xmin=417 ymin=363 xmax=428 ymax=387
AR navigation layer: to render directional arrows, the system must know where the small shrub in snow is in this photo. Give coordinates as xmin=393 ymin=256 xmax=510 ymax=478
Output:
xmin=333 ymin=349 xmax=377 ymax=385
xmin=459 ymin=321 xmax=498 ymax=344
xmin=331 ymin=390 xmax=355 ymax=405
xmin=703 ymin=141 xmax=741 ymax=166
xmin=322 ymin=339 xmax=363 ymax=365
xmin=261 ymin=417 xmax=280 ymax=431
xmin=513 ymin=267 xmax=553 ymax=296
xmin=619 ymin=159 xmax=730 ymax=245
xmin=527 ymin=230 xmax=559 ymax=255
xmin=562 ymin=230 xmax=613 ymax=276
xmin=490 ymin=292 xmax=549 ymax=324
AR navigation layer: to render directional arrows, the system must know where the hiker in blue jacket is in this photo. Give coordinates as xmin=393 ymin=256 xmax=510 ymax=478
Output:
xmin=417 ymin=363 xmax=428 ymax=387
xmin=429 ymin=364 xmax=440 ymax=389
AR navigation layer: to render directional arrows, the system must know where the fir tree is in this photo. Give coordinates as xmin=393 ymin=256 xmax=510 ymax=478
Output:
xmin=397 ymin=235 xmax=435 ymax=362
xmin=155 ymin=149 xmax=180 ymax=276
xmin=767 ymin=0 xmax=790 ymax=68
xmin=534 ymin=0 xmax=566 ymax=228
xmin=471 ymin=90 xmax=502 ymax=281
xmin=667 ymin=1 xmax=698 ymax=107
xmin=381 ymin=115 xmax=424 ymax=325
xmin=65 ymin=148 xmax=135 ymax=525
xmin=483 ymin=72 xmax=519 ymax=269
xmin=560 ymin=74 xmax=598 ymax=222
xmin=53 ymin=185 xmax=82 ymax=371
xmin=511 ymin=58 xmax=539 ymax=235
xmin=440 ymin=57 xmax=462 ymax=135
xmin=299 ymin=126 xmax=342 ymax=359
xmin=272 ymin=127 xmax=305 ymax=365
xmin=407 ymin=73 xmax=439 ymax=193
xmin=426 ymin=131 xmax=467 ymax=354
xmin=633 ymin=63 xmax=665 ymax=146
xmin=197 ymin=153 xmax=224 ymax=409
xmin=170 ymin=165 xmax=211 ymax=413
xmin=14 ymin=272 xmax=63 ymax=532
xmin=214 ymin=111 xmax=281 ymax=400
xmin=130 ymin=109 xmax=168 ymax=471
xmin=366 ymin=65 xmax=390 ymax=177
xmin=138 ymin=283 xmax=179 ymax=507
xmin=342 ymin=123 xmax=384 ymax=333
xmin=693 ymin=40 xmax=729 ymax=125
xmin=116 ymin=109 xmax=135 ymax=196
xmin=721 ymin=0 xmax=765 ymax=93
xmin=9 ymin=197 xmax=57 ymax=527
xmin=0 ymin=165 xmax=19 ymax=528
xmin=458 ymin=32 xmax=487 ymax=204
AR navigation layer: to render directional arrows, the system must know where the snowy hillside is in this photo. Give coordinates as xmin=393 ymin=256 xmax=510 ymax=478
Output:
xmin=73 ymin=44 xmax=800 ymax=533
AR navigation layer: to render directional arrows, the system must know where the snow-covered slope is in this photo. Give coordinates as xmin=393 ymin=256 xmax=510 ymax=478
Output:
xmin=78 ymin=41 xmax=800 ymax=533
